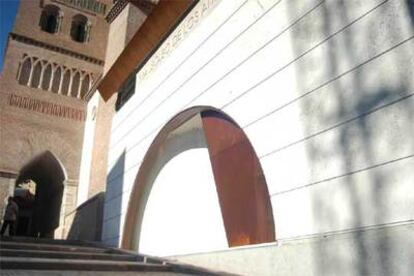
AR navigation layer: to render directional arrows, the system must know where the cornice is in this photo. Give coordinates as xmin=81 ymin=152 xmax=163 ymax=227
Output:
xmin=10 ymin=33 xmax=105 ymax=66
xmin=105 ymin=0 xmax=129 ymax=23
xmin=105 ymin=0 xmax=155 ymax=23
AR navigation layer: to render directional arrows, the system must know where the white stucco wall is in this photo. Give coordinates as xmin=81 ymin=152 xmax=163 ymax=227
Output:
xmin=175 ymin=222 xmax=414 ymax=276
xmin=101 ymin=0 xmax=414 ymax=270
xmin=77 ymin=92 xmax=99 ymax=206
xmin=103 ymin=5 xmax=130 ymax=74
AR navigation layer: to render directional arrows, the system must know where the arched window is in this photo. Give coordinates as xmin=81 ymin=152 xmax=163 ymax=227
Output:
xmin=30 ymin=62 xmax=42 ymax=88
xmin=41 ymin=64 xmax=52 ymax=90
xmin=39 ymin=5 xmax=62 ymax=34
xmin=51 ymin=67 xmax=62 ymax=93
xmin=71 ymin=72 xmax=80 ymax=98
xmin=70 ymin=14 xmax=91 ymax=43
xmin=61 ymin=70 xmax=71 ymax=95
xmin=18 ymin=58 xmax=32 ymax=85
xmin=80 ymin=74 xmax=90 ymax=99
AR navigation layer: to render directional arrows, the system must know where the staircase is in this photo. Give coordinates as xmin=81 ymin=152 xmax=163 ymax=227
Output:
xmin=0 ymin=237 xmax=232 ymax=275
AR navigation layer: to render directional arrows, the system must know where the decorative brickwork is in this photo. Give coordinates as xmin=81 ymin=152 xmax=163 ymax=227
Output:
xmin=10 ymin=34 xmax=104 ymax=65
xmin=54 ymin=0 xmax=108 ymax=16
xmin=0 ymin=0 xmax=112 ymax=238
xmin=16 ymin=54 xmax=93 ymax=99
xmin=8 ymin=94 xmax=86 ymax=121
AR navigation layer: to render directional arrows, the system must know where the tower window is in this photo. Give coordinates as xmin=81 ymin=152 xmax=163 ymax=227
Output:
xmin=30 ymin=62 xmax=42 ymax=88
xmin=71 ymin=72 xmax=81 ymax=98
xmin=39 ymin=5 xmax=62 ymax=34
xmin=18 ymin=58 xmax=32 ymax=85
xmin=51 ymin=67 xmax=62 ymax=94
xmin=61 ymin=70 xmax=71 ymax=95
xmin=71 ymin=14 xmax=91 ymax=43
xmin=41 ymin=64 xmax=52 ymax=90
xmin=80 ymin=75 xmax=91 ymax=99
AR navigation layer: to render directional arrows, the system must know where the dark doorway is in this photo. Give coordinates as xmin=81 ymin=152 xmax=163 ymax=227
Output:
xmin=14 ymin=180 xmax=36 ymax=236
xmin=15 ymin=151 xmax=66 ymax=238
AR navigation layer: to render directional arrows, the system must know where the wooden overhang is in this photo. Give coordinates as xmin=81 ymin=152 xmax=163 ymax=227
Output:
xmin=98 ymin=0 xmax=198 ymax=101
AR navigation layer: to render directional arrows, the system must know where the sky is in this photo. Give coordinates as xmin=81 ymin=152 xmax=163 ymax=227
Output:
xmin=0 ymin=0 xmax=19 ymax=72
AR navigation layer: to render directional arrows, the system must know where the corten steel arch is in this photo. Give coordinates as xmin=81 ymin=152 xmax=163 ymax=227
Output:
xmin=121 ymin=106 xmax=275 ymax=250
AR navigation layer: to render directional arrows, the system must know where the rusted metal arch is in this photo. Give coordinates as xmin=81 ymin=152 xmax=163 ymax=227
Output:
xmin=121 ymin=106 xmax=275 ymax=250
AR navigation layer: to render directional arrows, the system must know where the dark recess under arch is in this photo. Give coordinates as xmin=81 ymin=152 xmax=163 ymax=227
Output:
xmin=15 ymin=151 xmax=66 ymax=238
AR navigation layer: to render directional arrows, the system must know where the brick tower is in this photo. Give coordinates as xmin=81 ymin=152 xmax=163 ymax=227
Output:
xmin=0 ymin=0 xmax=112 ymax=238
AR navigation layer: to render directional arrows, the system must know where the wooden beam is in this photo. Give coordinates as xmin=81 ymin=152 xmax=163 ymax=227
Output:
xmin=98 ymin=0 xmax=196 ymax=101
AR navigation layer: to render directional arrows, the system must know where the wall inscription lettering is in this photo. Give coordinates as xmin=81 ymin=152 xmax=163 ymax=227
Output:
xmin=8 ymin=94 xmax=86 ymax=122
xmin=137 ymin=0 xmax=219 ymax=81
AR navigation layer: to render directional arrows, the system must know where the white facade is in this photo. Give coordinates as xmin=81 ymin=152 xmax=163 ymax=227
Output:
xmin=93 ymin=0 xmax=414 ymax=273
xmin=77 ymin=93 xmax=100 ymax=205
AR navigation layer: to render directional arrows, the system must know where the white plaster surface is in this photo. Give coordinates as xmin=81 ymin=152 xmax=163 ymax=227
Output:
xmin=173 ymin=223 xmax=414 ymax=276
xmin=77 ymin=93 xmax=99 ymax=206
xmin=101 ymin=1 xmax=414 ymax=271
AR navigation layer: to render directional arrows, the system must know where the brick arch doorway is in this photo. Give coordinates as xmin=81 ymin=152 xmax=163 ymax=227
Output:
xmin=15 ymin=150 xmax=66 ymax=238
xmin=121 ymin=106 xmax=275 ymax=251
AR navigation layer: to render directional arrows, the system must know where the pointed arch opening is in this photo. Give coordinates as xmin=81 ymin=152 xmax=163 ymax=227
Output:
xmin=39 ymin=5 xmax=62 ymax=34
xmin=121 ymin=106 xmax=275 ymax=254
xmin=61 ymin=70 xmax=71 ymax=95
xmin=80 ymin=74 xmax=90 ymax=99
xmin=15 ymin=151 xmax=67 ymax=238
xmin=51 ymin=67 xmax=62 ymax=93
xmin=18 ymin=58 xmax=32 ymax=85
xmin=70 ymin=72 xmax=81 ymax=98
xmin=71 ymin=14 xmax=90 ymax=43
xmin=30 ymin=62 xmax=42 ymax=88
xmin=41 ymin=64 xmax=52 ymax=91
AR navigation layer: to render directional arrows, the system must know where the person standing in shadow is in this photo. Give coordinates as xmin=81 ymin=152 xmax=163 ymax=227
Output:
xmin=0 ymin=197 xmax=19 ymax=236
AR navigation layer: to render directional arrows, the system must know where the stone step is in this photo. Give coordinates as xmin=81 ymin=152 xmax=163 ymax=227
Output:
xmin=0 ymin=236 xmax=101 ymax=247
xmin=0 ymin=240 xmax=115 ymax=254
xmin=0 ymin=238 xmax=231 ymax=275
xmin=0 ymin=257 xmax=172 ymax=272
xmin=0 ymin=248 xmax=141 ymax=262
xmin=0 ymin=240 xmax=174 ymax=266
xmin=0 ymin=270 xmax=187 ymax=276
xmin=0 ymin=256 xmax=226 ymax=275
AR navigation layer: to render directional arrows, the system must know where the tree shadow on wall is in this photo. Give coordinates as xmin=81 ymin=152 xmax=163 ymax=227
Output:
xmin=407 ymin=0 xmax=414 ymax=27
xmin=101 ymin=151 xmax=125 ymax=247
xmin=285 ymin=0 xmax=414 ymax=275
